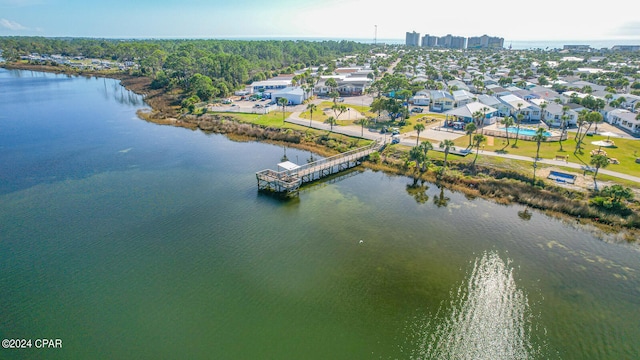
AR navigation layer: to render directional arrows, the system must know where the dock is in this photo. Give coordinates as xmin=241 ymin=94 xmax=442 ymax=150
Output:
xmin=256 ymin=141 xmax=383 ymax=196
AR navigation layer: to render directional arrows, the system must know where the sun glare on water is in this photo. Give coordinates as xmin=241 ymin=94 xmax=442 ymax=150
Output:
xmin=411 ymin=252 xmax=547 ymax=360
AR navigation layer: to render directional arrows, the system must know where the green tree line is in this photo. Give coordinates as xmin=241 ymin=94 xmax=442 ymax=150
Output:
xmin=0 ymin=36 xmax=373 ymax=101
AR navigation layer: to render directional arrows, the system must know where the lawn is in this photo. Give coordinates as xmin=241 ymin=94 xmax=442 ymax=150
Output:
xmin=298 ymin=101 xmax=376 ymax=126
xmin=450 ymin=131 xmax=640 ymax=178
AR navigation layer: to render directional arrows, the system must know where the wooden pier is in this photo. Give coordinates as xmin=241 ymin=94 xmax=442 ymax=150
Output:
xmin=256 ymin=141 xmax=383 ymax=196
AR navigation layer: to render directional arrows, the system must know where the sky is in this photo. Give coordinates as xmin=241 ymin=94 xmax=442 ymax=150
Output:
xmin=1 ymin=0 xmax=639 ymax=43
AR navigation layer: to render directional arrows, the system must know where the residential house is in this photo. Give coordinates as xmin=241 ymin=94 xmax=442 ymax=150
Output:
xmin=452 ymin=89 xmax=475 ymax=107
xmin=497 ymin=94 xmax=541 ymax=121
xmin=606 ymin=109 xmax=639 ymax=134
xmin=411 ymin=92 xmax=430 ymax=106
xmin=539 ymin=102 xmax=578 ymax=127
xmin=444 ymin=102 xmax=498 ymax=124
xmin=477 ymin=94 xmax=502 ymax=109
xmin=485 ymin=84 xmax=510 ymax=96
xmin=447 ymin=80 xmax=470 ymax=92
xmin=429 ymin=91 xmax=455 ymax=112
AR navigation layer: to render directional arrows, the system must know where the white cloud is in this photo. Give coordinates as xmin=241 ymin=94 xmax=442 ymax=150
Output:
xmin=0 ymin=18 xmax=28 ymax=31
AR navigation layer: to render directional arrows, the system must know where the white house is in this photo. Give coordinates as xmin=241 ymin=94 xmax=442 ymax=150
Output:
xmin=606 ymin=109 xmax=639 ymax=134
xmin=540 ymin=102 xmax=578 ymax=127
xmin=452 ymin=89 xmax=475 ymax=107
xmin=444 ymin=102 xmax=498 ymax=124
xmin=429 ymin=91 xmax=455 ymax=112
xmin=497 ymin=94 xmax=541 ymax=121
xmin=411 ymin=95 xmax=430 ymax=106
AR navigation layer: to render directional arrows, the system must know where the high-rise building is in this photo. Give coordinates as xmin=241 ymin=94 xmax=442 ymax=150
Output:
xmin=467 ymin=35 xmax=504 ymax=49
xmin=421 ymin=34 xmax=437 ymax=47
xmin=405 ymin=31 xmax=420 ymax=47
xmin=437 ymin=34 xmax=466 ymax=49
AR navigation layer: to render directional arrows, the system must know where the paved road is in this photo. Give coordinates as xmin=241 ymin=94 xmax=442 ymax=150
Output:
xmin=285 ymin=112 xmax=640 ymax=184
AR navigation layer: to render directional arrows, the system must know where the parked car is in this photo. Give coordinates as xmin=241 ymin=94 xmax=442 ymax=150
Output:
xmin=411 ymin=107 xmax=423 ymax=113
xmin=391 ymin=135 xmax=400 ymax=144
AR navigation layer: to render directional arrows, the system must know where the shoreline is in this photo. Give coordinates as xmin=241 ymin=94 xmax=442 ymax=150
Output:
xmin=3 ymin=62 xmax=638 ymax=241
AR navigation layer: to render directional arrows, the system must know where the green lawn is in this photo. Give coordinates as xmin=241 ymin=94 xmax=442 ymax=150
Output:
xmin=450 ymin=132 xmax=640 ymax=178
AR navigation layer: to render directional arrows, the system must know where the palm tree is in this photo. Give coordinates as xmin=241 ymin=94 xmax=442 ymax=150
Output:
xmin=472 ymin=110 xmax=483 ymax=130
xmin=356 ymin=117 xmax=369 ymax=137
xmin=533 ymin=127 xmax=547 ymax=161
xmin=439 ymin=139 xmax=455 ymax=169
xmin=332 ymin=103 xmax=347 ymax=120
xmin=500 ymin=116 xmax=514 ymax=148
xmin=465 ymin=122 xmax=477 ymax=146
xmin=278 ymin=97 xmax=288 ymax=123
xmin=325 ymin=78 xmax=338 ymax=100
xmin=513 ymin=103 xmax=524 ymax=147
xmin=590 ymin=154 xmax=609 ymax=190
xmin=413 ymin=123 xmax=425 ymax=146
xmin=409 ymin=146 xmax=424 ymax=174
xmin=419 ymin=141 xmax=433 ymax=172
xmin=306 ymin=103 xmax=317 ymax=127
xmin=558 ymin=105 xmax=569 ymax=151
xmin=324 ymin=116 xmax=337 ymax=132
xmin=540 ymin=102 xmax=549 ymax=129
xmin=472 ymin=134 xmax=486 ymax=167
xmin=481 ymin=107 xmax=489 ymax=134
xmin=532 ymin=127 xmax=547 ymax=183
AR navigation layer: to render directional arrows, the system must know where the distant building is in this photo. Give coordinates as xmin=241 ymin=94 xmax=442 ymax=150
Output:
xmin=437 ymin=34 xmax=466 ymax=49
xmin=611 ymin=45 xmax=640 ymax=51
xmin=467 ymin=35 xmax=504 ymax=49
xmin=405 ymin=31 xmax=420 ymax=47
xmin=421 ymin=34 xmax=437 ymax=47
xmin=563 ymin=45 xmax=591 ymax=52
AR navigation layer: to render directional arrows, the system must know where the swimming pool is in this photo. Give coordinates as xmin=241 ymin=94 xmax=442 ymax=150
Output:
xmin=503 ymin=127 xmax=552 ymax=137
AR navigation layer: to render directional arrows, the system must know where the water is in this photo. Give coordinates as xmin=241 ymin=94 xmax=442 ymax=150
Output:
xmin=503 ymin=127 xmax=552 ymax=137
xmin=1 ymin=68 xmax=640 ymax=359
xmin=414 ymin=252 xmax=540 ymax=359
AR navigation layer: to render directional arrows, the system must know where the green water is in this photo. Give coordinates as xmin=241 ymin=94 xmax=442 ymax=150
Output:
xmin=1 ymin=69 xmax=639 ymax=359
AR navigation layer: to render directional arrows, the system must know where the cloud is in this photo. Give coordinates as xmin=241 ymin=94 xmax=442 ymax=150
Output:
xmin=0 ymin=18 xmax=28 ymax=31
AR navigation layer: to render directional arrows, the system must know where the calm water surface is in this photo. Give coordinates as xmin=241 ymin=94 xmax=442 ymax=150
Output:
xmin=1 ymin=69 xmax=639 ymax=359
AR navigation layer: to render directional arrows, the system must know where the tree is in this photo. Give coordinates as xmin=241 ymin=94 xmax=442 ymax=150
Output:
xmin=465 ymin=122 xmax=477 ymax=146
xmin=278 ymin=97 xmax=288 ymax=123
xmin=600 ymin=185 xmax=634 ymax=205
xmin=472 ymin=110 xmax=483 ymax=131
xmin=590 ymin=154 xmax=609 ymax=190
xmin=533 ymin=127 xmax=547 ymax=161
xmin=324 ymin=116 xmax=337 ymax=132
xmin=331 ymin=103 xmax=347 ymax=120
xmin=439 ymin=139 xmax=455 ymax=169
xmin=306 ymin=103 xmax=317 ymax=127
xmin=540 ymin=102 xmax=549 ymax=129
xmin=419 ymin=141 xmax=433 ymax=172
xmin=356 ymin=117 xmax=369 ymax=137
xmin=558 ymin=106 xmax=569 ymax=151
xmin=472 ymin=134 xmax=486 ymax=167
xmin=532 ymin=127 xmax=547 ymax=184
xmin=370 ymin=97 xmax=385 ymax=121
xmin=409 ymin=146 xmax=424 ymax=174
xmin=513 ymin=103 xmax=524 ymax=147
xmin=500 ymin=116 xmax=514 ymax=148
xmin=413 ymin=123 xmax=425 ymax=146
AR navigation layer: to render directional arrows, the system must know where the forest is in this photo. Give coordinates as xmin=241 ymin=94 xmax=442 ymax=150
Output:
xmin=0 ymin=36 xmax=373 ymax=100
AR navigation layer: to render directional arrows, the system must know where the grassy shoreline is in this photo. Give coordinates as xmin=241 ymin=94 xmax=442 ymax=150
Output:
xmin=4 ymin=62 xmax=638 ymax=241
